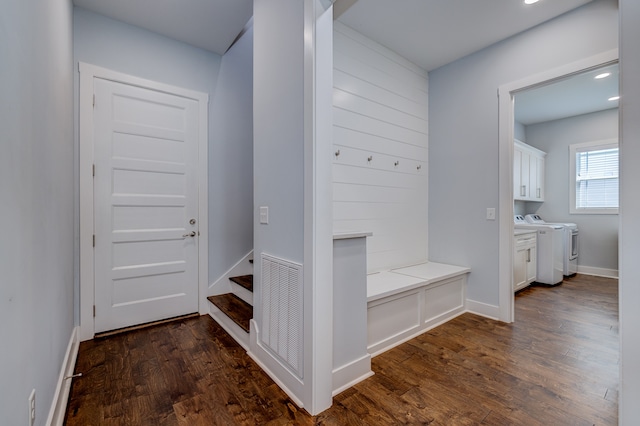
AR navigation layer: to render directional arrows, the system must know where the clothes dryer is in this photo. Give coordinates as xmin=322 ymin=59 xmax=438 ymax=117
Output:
xmin=514 ymin=215 xmax=564 ymax=285
xmin=524 ymin=214 xmax=578 ymax=277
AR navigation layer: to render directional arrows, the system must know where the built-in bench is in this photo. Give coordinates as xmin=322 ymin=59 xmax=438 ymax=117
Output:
xmin=367 ymin=262 xmax=470 ymax=356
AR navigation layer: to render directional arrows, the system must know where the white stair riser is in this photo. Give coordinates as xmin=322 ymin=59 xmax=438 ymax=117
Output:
xmin=231 ymin=282 xmax=253 ymax=306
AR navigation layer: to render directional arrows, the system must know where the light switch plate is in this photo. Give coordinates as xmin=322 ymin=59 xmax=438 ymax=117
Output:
xmin=259 ymin=206 xmax=269 ymax=224
xmin=486 ymin=208 xmax=496 ymax=220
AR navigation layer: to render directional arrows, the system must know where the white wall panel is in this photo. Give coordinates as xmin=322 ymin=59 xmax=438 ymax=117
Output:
xmin=333 ymin=88 xmax=427 ymax=133
xmin=333 ymin=22 xmax=428 ymax=272
xmin=334 ymin=108 xmax=426 ymax=147
xmin=334 ymin=31 xmax=428 ymax=93
xmin=334 ymin=126 xmax=428 ymax=160
xmin=334 ymin=70 xmax=427 ymax=117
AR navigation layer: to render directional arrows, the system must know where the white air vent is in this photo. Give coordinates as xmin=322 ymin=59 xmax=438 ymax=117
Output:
xmin=260 ymin=253 xmax=303 ymax=378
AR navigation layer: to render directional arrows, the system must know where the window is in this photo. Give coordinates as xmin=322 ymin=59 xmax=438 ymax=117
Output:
xmin=569 ymin=139 xmax=618 ymax=214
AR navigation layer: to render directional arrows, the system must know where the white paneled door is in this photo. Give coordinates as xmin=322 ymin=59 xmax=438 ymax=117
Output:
xmin=93 ymin=78 xmax=199 ymax=333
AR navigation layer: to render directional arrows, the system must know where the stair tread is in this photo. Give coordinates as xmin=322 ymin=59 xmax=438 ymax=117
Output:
xmin=229 ymin=275 xmax=253 ymax=292
xmin=207 ymin=294 xmax=252 ymax=333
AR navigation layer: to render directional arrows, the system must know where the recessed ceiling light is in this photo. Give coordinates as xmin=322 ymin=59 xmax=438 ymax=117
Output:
xmin=595 ymin=72 xmax=612 ymax=79
xmin=609 ymin=96 xmax=620 ymax=101
xmin=524 ymin=0 xmax=540 ymax=4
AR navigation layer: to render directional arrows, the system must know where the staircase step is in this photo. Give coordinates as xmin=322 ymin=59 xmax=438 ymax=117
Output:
xmin=207 ymin=294 xmax=252 ymax=333
xmin=230 ymin=275 xmax=253 ymax=292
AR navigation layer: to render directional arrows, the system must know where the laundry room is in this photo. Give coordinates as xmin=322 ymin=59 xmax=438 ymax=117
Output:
xmin=513 ymin=63 xmax=619 ymax=286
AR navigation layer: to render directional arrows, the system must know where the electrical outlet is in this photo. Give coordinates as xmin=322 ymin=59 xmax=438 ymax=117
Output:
xmin=28 ymin=389 xmax=35 ymax=426
xmin=486 ymin=208 xmax=496 ymax=220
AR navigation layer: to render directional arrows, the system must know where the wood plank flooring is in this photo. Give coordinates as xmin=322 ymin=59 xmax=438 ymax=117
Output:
xmin=65 ymin=274 xmax=618 ymax=425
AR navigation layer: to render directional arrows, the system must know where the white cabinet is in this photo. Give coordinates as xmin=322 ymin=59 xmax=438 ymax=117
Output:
xmin=514 ymin=140 xmax=546 ymax=201
xmin=514 ymin=231 xmax=537 ymax=292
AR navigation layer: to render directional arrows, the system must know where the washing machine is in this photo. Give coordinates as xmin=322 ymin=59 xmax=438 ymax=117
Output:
xmin=514 ymin=215 xmax=564 ymax=285
xmin=524 ymin=214 xmax=578 ymax=277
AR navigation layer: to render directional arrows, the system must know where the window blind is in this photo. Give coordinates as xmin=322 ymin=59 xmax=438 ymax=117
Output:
xmin=576 ymin=147 xmax=619 ymax=209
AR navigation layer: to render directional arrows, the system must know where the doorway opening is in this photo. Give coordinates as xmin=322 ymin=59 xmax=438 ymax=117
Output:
xmin=497 ymin=49 xmax=618 ymax=323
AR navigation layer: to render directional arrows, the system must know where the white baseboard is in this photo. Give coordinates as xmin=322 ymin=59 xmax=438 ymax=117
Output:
xmin=332 ymin=354 xmax=373 ymax=396
xmin=208 ymin=306 xmax=250 ymax=351
xmin=576 ymin=265 xmax=618 ymax=279
xmin=247 ymin=319 xmax=305 ymax=408
xmin=466 ymin=299 xmax=500 ymax=321
xmin=46 ymin=326 xmax=80 ymax=426
xmin=368 ymin=309 xmax=466 ymax=358
xmin=208 ymin=250 xmax=254 ymax=296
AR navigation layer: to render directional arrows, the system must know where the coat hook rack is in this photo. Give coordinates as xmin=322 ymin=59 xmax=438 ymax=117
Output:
xmin=367 ymin=155 xmax=373 ymax=162
xmin=335 ymin=149 xmax=340 ymax=157
xmin=394 ymin=160 xmax=400 ymax=166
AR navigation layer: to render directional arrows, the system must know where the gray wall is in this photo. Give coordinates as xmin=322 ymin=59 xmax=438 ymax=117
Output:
xmin=0 ymin=0 xmax=75 ymax=425
xmin=525 ymin=108 xmax=619 ymax=273
xmin=253 ymin=1 xmax=305 ymax=265
xmin=208 ymin=26 xmax=254 ymax=280
xmin=74 ymin=8 xmax=254 ymax=292
xmin=428 ymin=0 xmax=618 ymax=306
xmin=619 ymin=0 xmax=640 ymax=421
xmin=514 ymin=121 xmax=526 ymax=142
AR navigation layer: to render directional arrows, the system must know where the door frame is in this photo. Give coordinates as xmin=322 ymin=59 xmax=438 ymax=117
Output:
xmin=79 ymin=63 xmax=209 ymax=341
xmin=497 ymin=49 xmax=618 ymax=323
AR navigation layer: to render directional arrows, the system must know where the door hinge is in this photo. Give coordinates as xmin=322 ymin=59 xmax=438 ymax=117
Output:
xmin=93 ymin=94 xmax=95 ymax=108
xmin=93 ymin=305 xmax=96 ymax=317
xmin=92 ymin=164 xmax=95 ymax=177
xmin=93 ymin=234 xmax=95 ymax=247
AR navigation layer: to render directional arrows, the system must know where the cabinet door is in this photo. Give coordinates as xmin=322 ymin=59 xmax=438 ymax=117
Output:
xmin=514 ymin=148 xmax=523 ymax=199
xmin=534 ymin=156 xmax=545 ymax=201
xmin=514 ymin=141 xmax=546 ymax=202
xmin=528 ymin=154 xmax=537 ymax=200
xmin=514 ymin=148 xmax=531 ymax=200
xmin=513 ymin=246 xmax=528 ymax=291
xmin=525 ymin=244 xmax=537 ymax=283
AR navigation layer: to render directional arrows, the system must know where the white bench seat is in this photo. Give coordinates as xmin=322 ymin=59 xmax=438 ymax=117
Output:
xmin=366 ymin=261 xmax=470 ymax=356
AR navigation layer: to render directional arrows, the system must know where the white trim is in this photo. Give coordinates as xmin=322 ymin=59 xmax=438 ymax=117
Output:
xmin=569 ymin=138 xmax=619 ymax=215
xmin=248 ymin=319 xmax=305 ymax=408
xmin=465 ymin=299 xmax=500 ymax=321
xmin=78 ymin=62 xmax=209 ymax=340
xmin=498 ymin=49 xmax=618 ymax=324
xmin=576 ymin=265 xmax=619 ymax=279
xmin=208 ymin=309 xmax=250 ymax=351
xmin=368 ymin=310 xmax=466 ymax=358
xmin=332 ymin=354 xmax=374 ymax=397
xmin=46 ymin=327 xmax=79 ymax=426
xmin=208 ymin=250 xmax=254 ymax=296
xmin=302 ymin=1 xmax=335 ymax=415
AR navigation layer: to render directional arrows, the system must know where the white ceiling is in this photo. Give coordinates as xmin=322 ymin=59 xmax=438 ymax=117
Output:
xmin=72 ymin=0 xmax=253 ymax=56
xmin=337 ymin=0 xmax=595 ymax=71
xmin=72 ymin=0 xmax=609 ymax=124
xmin=515 ymin=63 xmax=619 ymax=126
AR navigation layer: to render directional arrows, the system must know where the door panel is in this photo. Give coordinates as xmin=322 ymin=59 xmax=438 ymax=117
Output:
xmin=93 ymin=77 xmax=199 ymax=333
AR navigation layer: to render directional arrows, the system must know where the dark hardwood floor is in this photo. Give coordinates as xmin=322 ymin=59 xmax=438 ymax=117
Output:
xmin=65 ymin=274 xmax=618 ymax=425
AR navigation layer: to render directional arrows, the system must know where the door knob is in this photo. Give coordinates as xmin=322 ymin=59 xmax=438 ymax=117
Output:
xmin=189 ymin=218 xmax=196 ymax=225
xmin=183 ymin=231 xmax=196 ymax=238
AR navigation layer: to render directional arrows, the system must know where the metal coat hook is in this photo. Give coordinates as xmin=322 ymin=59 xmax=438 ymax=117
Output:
xmin=417 ymin=165 xmax=422 ymax=171
xmin=367 ymin=155 xmax=373 ymax=162
xmin=64 ymin=373 xmax=83 ymax=380
xmin=394 ymin=160 xmax=400 ymax=166
xmin=335 ymin=149 xmax=340 ymax=157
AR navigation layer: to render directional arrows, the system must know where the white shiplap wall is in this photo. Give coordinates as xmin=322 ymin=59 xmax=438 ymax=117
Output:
xmin=333 ymin=22 xmax=429 ymax=273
